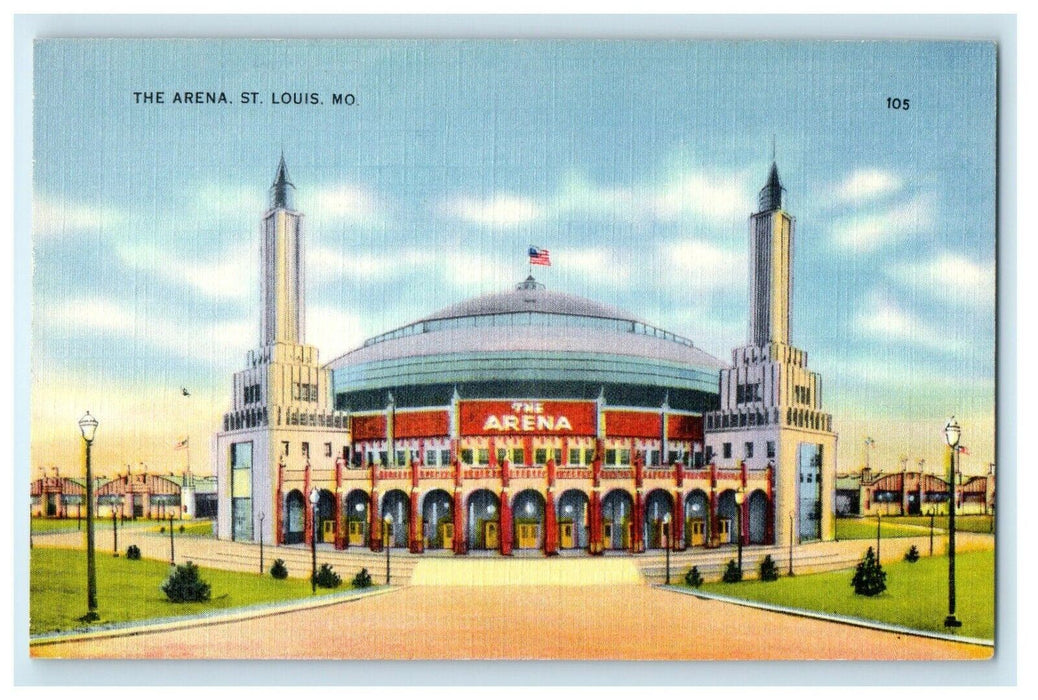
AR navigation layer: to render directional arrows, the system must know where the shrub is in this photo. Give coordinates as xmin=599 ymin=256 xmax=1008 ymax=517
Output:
xmin=159 ymin=526 xmax=166 ymax=533
xmin=161 ymin=561 xmax=211 ymax=603
xmin=312 ymin=562 xmax=342 ymax=589
xmin=179 ymin=524 xmax=186 ymax=533
xmin=851 ymin=546 xmax=887 ymax=596
xmin=904 ymin=545 xmax=920 ymax=563
xmin=721 ymin=559 xmax=743 ymax=583
xmin=270 ymin=558 xmax=289 ymax=579
xmin=352 ymin=567 xmax=373 ymax=588
xmin=125 ymin=544 xmax=141 ymax=560
xmin=758 ymin=554 xmax=780 ymax=582
xmin=684 ymin=565 xmax=704 ymax=588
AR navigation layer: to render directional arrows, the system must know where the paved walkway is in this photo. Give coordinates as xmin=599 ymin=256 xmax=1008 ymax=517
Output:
xmin=31 ymin=582 xmax=991 ymax=660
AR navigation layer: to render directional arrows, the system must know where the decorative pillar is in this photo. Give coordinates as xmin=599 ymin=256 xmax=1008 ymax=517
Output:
xmin=673 ymin=490 xmax=685 ymax=551
xmin=499 ymin=490 xmax=513 ymax=556
xmin=589 ymin=489 xmax=603 ymax=555
xmin=410 ymin=489 xmax=423 ymax=553
xmin=335 ymin=457 xmax=345 ymax=550
xmin=901 ymin=471 xmax=909 ymax=515
xmin=632 ymin=489 xmax=645 ymax=553
xmin=765 ymin=463 xmax=775 ymax=545
xmin=453 ymin=488 xmax=466 ymax=554
xmin=369 ymin=490 xmax=382 ymax=552
xmin=544 ymin=489 xmax=559 ymax=556
xmin=741 ymin=461 xmax=749 ymax=546
xmin=303 ymin=461 xmax=313 ymax=546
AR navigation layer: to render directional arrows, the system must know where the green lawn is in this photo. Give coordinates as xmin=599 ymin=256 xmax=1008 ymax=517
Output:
xmin=890 ymin=514 xmax=995 ymax=534
xmin=144 ymin=520 xmax=214 ymax=537
xmin=835 ymin=518 xmax=926 ymax=539
xmin=30 ymin=518 xmax=85 ymax=534
xmin=30 ymin=547 xmax=359 ymax=636
xmin=695 ymin=550 xmax=993 ymax=640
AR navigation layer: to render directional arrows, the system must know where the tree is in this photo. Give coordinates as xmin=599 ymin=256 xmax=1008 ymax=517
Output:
xmin=352 ymin=567 xmax=373 ymax=588
xmin=270 ymin=558 xmax=289 ymax=579
xmin=161 ymin=561 xmax=211 ymax=602
xmin=312 ymin=562 xmax=342 ymax=589
xmin=851 ymin=546 xmax=887 ymax=596
xmin=722 ymin=559 xmax=743 ymax=583
xmin=684 ymin=566 xmax=704 ymax=588
xmin=758 ymin=554 xmax=780 ymax=582
xmin=904 ymin=545 xmax=920 ymax=563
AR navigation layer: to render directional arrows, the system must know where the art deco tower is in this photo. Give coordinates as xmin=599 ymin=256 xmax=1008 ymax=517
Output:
xmin=261 ymin=155 xmax=305 ymax=346
xmin=705 ymin=161 xmax=836 ymax=546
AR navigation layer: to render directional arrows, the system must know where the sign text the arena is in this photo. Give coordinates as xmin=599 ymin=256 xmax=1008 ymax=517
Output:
xmin=460 ymin=400 xmax=596 ymax=436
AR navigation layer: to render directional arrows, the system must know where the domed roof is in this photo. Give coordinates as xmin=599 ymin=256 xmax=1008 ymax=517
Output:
xmin=420 ymin=276 xmax=647 ymax=325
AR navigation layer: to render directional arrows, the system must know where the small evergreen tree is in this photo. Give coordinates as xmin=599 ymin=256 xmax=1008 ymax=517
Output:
xmin=179 ymin=524 xmax=186 ymax=533
xmin=352 ymin=567 xmax=373 ymax=588
xmin=270 ymin=558 xmax=289 ymax=579
xmin=125 ymin=544 xmax=141 ymax=560
xmin=161 ymin=561 xmax=211 ymax=602
xmin=851 ymin=546 xmax=887 ymax=596
xmin=904 ymin=545 xmax=920 ymax=563
xmin=312 ymin=562 xmax=342 ymax=589
xmin=722 ymin=558 xmax=743 ymax=583
xmin=758 ymin=554 xmax=780 ymax=582
xmin=684 ymin=565 xmax=704 ymax=588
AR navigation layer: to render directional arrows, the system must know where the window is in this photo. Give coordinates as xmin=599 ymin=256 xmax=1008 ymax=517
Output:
xmin=744 ymin=442 xmax=754 ymax=459
xmin=511 ymin=448 xmax=524 ymax=465
xmin=324 ymin=443 xmax=332 ymax=458
xmin=722 ymin=443 xmax=732 ymax=459
xmin=378 ymin=450 xmax=387 ymax=465
xmin=460 ymin=449 xmax=474 ymax=465
xmin=605 ymin=449 xmax=617 ymax=465
xmin=477 ymin=448 xmax=490 ymax=465
xmin=667 ymin=450 xmax=681 ymax=465
xmin=535 ymin=448 xmax=548 ymax=465
xmin=766 ymin=441 xmax=776 ymax=459
xmin=569 ymin=448 xmax=582 ymax=465
xmin=554 ymin=448 xmax=563 ymax=465
xmin=497 ymin=448 xmax=509 ymax=464
xmin=426 ymin=450 xmax=438 ymax=466
xmin=302 ymin=442 xmax=309 ymax=458
xmin=705 ymin=446 xmax=714 ymax=463
xmin=619 ymin=449 xmax=631 ymax=466
xmin=440 ymin=449 xmax=451 ymax=466
xmin=396 ymin=450 xmax=406 ymax=466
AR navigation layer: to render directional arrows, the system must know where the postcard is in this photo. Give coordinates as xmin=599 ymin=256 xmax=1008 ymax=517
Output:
xmin=28 ymin=37 xmax=997 ymax=662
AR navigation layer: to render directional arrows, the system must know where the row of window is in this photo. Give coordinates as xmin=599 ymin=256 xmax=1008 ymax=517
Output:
xmin=292 ymin=382 xmax=320 ymax=403
xmin=707 ymin=440 xmax=777 ymax=463
xmin=243 ymin=383 xmax=262 ymax=405
xmin=280 ymin=441 xmax=347 ymax=460
xmin=735 ymin=382 xmax=761 ymax=404
xmin=793 ymin=385 xmax=812 ymax=405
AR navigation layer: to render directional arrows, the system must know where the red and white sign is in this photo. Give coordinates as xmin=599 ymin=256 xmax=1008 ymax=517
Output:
xmin=460 ymin=400 xmax=596 ymax=436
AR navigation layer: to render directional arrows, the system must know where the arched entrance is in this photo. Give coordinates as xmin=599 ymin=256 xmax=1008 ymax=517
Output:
xmin=466 ymin=489 xmax=500 ymax=550
xmin=557 ymin=489 xmax=589 ymax=549
xmin=512 ymin=489 xmax=545 ymax=550
xmin=422 ymin=489 xmax=454 ymax=549
xmin=380 ymin=489 xmax=410 ymax=548
xmin=316 ymin=489 xmax=336 ymax=544
xmin=284 ymin=489 xmax=305 ymax=545
xmin=684 ymin=490 xmax=709 ymax=547
xmin=643 ymin=489 xmax=674 ymax=549
xmin=716 ymin=489 xmax=737 ymax=545
xmin=748 ymin=489 xmax=769 ymax=544
xmin=601 ymin=489 xmax=633 ymax=550
xmin=344 ymin=489 xmax=369 ymax=546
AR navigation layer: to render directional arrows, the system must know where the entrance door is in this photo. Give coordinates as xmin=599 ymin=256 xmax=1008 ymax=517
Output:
xmin=321 ymin=520 xmax=335 ymax=543
xmin=688 ymin=518 xmax=705 ymax=546
xmin=133 ymin=495 xmax=143 ymax=518
xmin=484 ymin=521 xmax=499 ymax=549
xmin=348 ymin=520 xmax=365 ymax=545
xmin=46 ymin=494 xmax=57 ymax=517
xmin=718 ymin=518 xmax=731 ymax=544
xmin=560 ymin=522 xmax=574 ymax=548
xmin=517 ymin=523 xmax=539 ymax=548
xmin=439 ymin=522 xmax=454 ymax=548
xmin=603 ymin=521 xmax=614 ymax=548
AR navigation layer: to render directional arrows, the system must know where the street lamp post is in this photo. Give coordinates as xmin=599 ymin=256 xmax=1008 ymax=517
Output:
xmin=78 ymin=412 xmax=99 ymax=622
xmin=309 ymin=488 xmax=319 ymax=594
xmin=944 ymin=417 xmax=963 ymax=628
xmin=929 ymin=508 xmax=935 ymax=557
xmin=876 ymin=512 xmax=881 ymax=563
xmin=168 ymin=514 xmax=175 ymax=565
xmin=663 ymin=514 xmax=671 ymax=585
xmin=384 ymin=515 xmax=393 ymax=585
xmin=734 ymin=487 xmax=745 ymax=573
xmin=258 ymin=512 xmax=265 ymax=575
xmin=788 ymin=511 xmax=795 ymax=576
xmin=112 ymin=508 xmax=118 ymax=557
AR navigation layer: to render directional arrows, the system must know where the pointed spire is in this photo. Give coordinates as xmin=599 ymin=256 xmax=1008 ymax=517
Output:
xmin=758 ymin=160 xmax=784 ymax=212
xmin=269 ymin=153 xmax=295 ymax=210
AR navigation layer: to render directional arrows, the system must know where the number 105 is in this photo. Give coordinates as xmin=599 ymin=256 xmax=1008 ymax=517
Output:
xmin=887 ymin=97 xmax=910 ymax=110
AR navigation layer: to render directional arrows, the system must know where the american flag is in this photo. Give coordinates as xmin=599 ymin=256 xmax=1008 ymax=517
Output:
xmin=957 ymin=445 xmax=971 ymax=456
xmin=173 ymin=437 xmax=189 ymax=451
xmin=528 ymin=246 xmax=551 ymax=266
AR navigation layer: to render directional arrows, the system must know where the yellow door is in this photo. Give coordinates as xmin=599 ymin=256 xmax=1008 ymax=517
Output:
xmin=348 ymin=520 xmax=365 ymax=546
xmin=322 ymin=520 xmax=335 ymax=543
xmin=718 ymin=518 xmax=731 ymax=544
xmin=517 ymin=523 xmax=539 ymax=548
xmin=484 ymin=521 xmax=499 ymax=549
xmin=560 ymin=522 xmax=574 ymax=548
xmin=688 ymin=518 xmax=705 ymax=546
xmin=603 ymin=521 xmax=614 ymax=548
xmin=440 ymin=522 xmax=454 ymax=548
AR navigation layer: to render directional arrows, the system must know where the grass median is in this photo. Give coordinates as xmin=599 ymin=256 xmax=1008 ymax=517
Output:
xmin=694 ymin=549 xmax=993 ymax=640
xmin=30 ymin=547 xmax=359 ymax=636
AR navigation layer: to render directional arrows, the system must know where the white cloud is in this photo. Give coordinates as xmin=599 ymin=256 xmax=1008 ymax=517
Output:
xmin=443 ymin=194 xmax=543 ymax=226
xmin=833 ymin=169 xmax=902 ymax=203
xmin=307 ymin=306 xmax=367 ymax=361
xmin=191 ymin=183 xmax=265 ymax=219
xmin=33 ymin=196 xmax=126 ymax=237
xmin=854 ymin=292 xmax=965 ymax=354
xmin=308 ymin=245 xmax=438 ymax=281
xmin=552 ymin=246 xmax=632 ymax=283
xmin=830 ymin=192 xmax=936 ymax=252
xmin=116 ymin=244 xmax=256 ymax=301
xmin=652 ymin=171 xmax=751 ymax=223
xmin=663 ymin=239 xmax=746 ymax=292
xmin=305 ymin=184 xmax=381 ymax=222
xmin=889 ymin=254 xmax=995 ymax=309
xmin=40 ymin=296 xmax=252 ymax=363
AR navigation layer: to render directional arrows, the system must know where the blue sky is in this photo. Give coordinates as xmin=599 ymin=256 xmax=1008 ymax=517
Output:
xmin=31 ymin=39 xmax=996 ymax=476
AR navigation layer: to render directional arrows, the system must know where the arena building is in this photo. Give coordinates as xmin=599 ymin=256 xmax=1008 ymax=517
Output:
xmin=214 ymin=156 xmax=836 ymax=554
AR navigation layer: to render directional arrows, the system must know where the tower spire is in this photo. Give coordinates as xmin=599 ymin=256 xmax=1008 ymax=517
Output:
xmin=758 ymin=160 xmax=784 ymax=212
xmin=270 ymin=154 xmax=295 ymax=210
